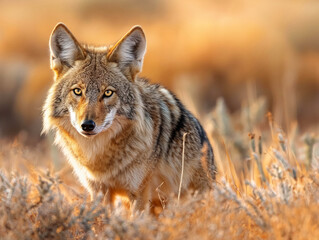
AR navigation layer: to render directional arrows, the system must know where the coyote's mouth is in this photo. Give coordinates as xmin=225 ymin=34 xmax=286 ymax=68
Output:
xmin=78 ymin=123 xmax=112 ymax=138
xmin=68 ymin=106 xmax=117 ymax=138
xmin=81 ymin=132 xmax=97 ymax=137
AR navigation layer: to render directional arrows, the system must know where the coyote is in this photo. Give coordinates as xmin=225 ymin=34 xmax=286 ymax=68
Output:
xmin=43 ymin=23 xmax=216 ymax=210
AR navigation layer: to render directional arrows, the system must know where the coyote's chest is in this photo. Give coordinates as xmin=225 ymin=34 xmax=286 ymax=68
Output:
xmin=57 ymin=121 xmax=152 ymax=181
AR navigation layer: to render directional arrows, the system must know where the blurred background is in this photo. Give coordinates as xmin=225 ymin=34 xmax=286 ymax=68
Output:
xmin=1 ymin=0 xmax=319 ymax=143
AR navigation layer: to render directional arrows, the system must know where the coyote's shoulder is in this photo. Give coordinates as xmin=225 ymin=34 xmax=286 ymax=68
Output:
xmin=43 ymin=23 xmax=216 ymax=210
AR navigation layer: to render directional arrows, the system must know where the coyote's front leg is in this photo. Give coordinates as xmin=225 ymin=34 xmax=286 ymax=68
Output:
xmin=88 ymin=180 xmax=114 ymax=206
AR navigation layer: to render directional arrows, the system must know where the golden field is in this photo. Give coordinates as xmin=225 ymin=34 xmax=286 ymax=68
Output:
xmin=0 ymin=0 xmax=319 ymax=239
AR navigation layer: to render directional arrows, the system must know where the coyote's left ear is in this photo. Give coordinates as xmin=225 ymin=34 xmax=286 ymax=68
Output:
xmin=49 ymin=23 xmax=86 ymax=78
xmin=107 ymin=26 xmax=146 ymax=81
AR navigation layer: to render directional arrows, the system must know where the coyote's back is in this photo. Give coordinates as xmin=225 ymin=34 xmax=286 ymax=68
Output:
xmin=43 ymin=23 xmax=216 ymax=210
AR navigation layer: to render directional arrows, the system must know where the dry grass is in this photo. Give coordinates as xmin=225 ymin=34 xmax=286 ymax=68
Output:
xmin=1 ymin=99 xmax=319 ymax=240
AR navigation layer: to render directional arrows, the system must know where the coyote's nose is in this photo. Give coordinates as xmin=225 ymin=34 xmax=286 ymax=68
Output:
xmin=81 ymin=120 xmax=96 ymax=132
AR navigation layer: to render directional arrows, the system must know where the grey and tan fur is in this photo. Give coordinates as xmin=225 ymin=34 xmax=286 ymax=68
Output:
xmin=43 ymin=23 xmax=216 ymax=211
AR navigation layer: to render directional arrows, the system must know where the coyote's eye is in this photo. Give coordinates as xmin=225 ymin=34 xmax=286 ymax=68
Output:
xmin=104 ymin=90 xmax=114 ymax=98
xmin=73 ymin=88 xmax=82 ymax=96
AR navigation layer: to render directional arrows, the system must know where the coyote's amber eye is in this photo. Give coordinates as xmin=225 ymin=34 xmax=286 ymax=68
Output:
xmin=104 ymin=90 xmax=114 ymax=98
xmin=73 ymin=88 xmax=82 ymax=96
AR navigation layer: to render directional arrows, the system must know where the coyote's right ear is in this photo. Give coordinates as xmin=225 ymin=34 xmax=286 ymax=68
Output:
xmin=107 ymin=26 xmax=146 ymax=81
xmin=49 ymin=23 xmax=86 ymax=77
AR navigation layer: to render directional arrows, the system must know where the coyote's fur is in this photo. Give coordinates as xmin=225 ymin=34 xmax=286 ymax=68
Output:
xmin=43 ymin=23 xmax=216 ymax=210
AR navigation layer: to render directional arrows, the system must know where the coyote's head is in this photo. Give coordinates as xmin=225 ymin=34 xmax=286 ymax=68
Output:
xmin=43 ymin=23 xmax=146 ymax=137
